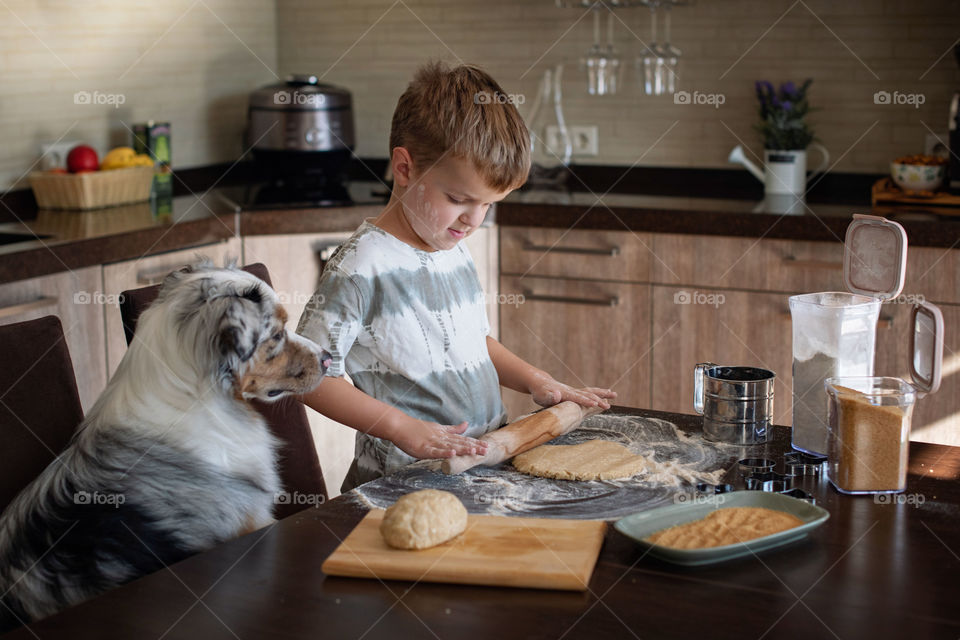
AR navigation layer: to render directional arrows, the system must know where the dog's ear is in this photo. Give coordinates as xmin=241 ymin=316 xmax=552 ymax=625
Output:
xmin=160 ymin=257 xmax=215 ymax=291
xmin=216 ymin=286 xmax=270 ymax=363
xmin=217 ymin=299 xmax=259 ymax=363
xmin=160 ymin=264 xmax=194 ymax=290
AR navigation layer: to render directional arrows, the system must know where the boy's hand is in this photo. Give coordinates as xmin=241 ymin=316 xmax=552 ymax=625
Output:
xmin=391 ymin=419 xmax=490 ymax=460
xmin=530 ymin=377 xmax=616 ymax=410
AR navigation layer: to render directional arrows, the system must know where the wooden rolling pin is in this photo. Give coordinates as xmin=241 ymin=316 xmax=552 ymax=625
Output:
xmin=441 ymin=401 xmax=604 ymax=475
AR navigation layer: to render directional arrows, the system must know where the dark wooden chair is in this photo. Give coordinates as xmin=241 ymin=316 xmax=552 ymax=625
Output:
xmin=119 ymin=263 xmax=327 ymax=518
xmin=0 ymin=316 xmax=84 ymax=514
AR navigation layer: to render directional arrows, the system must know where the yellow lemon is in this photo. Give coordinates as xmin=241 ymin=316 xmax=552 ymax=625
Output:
xmin=101 ymin=147 xmax=153 ymax=170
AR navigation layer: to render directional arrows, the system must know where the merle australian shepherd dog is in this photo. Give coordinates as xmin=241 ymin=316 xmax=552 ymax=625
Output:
xmin=0 ymin=262 xmax=330 ymax=630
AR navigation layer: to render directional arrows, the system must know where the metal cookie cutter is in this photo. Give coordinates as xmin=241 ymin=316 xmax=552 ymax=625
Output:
xmin=781 ymin=488 xmax=816 ymax=505
xmin=738 ymin=458 xmax=776 ymax=476
xmin=696 ymin=482 xmax=735 ymax=495
xmin=745 ymin=471 xmax=796 ymax=493
xmin=784 ymin=452 xmax=827 ymax=477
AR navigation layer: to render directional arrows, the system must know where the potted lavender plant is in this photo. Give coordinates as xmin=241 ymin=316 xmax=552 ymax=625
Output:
xmin=730 ymin=79 xmax=830 ymax=197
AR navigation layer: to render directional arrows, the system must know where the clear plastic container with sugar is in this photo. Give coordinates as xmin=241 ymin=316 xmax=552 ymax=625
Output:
xmin=824 ymin=377 xmax=914 ymax=494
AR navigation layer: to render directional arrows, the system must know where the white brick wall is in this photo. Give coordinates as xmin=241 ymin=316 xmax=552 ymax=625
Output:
xmin=0 ymin=0 xmax=278 ymax=190
xmin=2 ymin=0 xmax=956 ymax=190
xmin=277 ymin=0 xmax=959 ymax=175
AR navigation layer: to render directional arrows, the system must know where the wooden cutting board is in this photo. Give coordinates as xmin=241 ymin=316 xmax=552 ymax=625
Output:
xmin=322 ymin=510 xmax=607 ymax=591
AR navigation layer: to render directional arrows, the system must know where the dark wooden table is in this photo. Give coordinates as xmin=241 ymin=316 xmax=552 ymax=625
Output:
xmin=6 ymin=408 xmax=960 ymax=639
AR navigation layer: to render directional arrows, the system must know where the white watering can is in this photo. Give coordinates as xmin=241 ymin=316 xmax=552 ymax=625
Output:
xmin=728 ymin=144 xmax=830 ymax=196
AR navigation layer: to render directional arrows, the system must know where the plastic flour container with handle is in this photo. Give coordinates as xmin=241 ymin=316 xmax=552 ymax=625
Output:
xmin=788 ymin=214 xmax=908 ymax=456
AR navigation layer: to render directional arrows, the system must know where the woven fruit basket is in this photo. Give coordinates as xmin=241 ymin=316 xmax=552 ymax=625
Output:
xmin=29 ymin=166 xmax=155 ymax=210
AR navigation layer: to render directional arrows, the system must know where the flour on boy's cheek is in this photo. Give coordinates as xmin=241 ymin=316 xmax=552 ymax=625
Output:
xmin=403 ymin=182 xmax=454 ymax=251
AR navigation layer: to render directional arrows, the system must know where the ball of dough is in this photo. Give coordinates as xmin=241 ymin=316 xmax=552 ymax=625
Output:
xmin=380 ymin=489 xmax=468 ymax=550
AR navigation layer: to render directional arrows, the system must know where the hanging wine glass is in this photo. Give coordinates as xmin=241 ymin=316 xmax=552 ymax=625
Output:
xmin=660 ymin=1 xmax=681 ymax=94
xmin=583 ymin=8 xmax=621 ymax=96
xmin=638 ymin=1 xmax=663 ymax=95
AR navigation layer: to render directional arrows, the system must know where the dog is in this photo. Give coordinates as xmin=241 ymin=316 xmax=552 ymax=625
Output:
xmin=0 ymin=262 xmax=330 ymax=630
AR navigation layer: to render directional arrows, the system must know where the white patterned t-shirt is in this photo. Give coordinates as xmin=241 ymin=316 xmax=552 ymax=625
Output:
xmin=297 ymin=221 xmax=507 ymax=487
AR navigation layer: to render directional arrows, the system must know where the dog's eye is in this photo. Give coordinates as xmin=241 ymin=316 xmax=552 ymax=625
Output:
xmin=273 ymin=331 xmax=284 ymax=342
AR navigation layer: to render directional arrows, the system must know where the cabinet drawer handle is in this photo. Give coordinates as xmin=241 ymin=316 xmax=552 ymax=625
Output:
xmin=523 ymin=290 xmax=619 ymax=307
xmin=523 ymin=241 xmax=620 ymax=257
xmin=0 ymin=296 xmax=58 ymax=320
xmin=781 ymin=256 xmax=842 ymax=270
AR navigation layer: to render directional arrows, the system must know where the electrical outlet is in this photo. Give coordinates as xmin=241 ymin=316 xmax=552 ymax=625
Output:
xmin=544 ymin=125 xmax=599 ymax=158
xmin=570 ymin=125 xmax=598 ymax=156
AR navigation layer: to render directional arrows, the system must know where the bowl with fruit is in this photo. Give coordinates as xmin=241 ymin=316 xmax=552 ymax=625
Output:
xmin=890 ymin=154 xmax=948 ymax=194
xmin=30 ymin=145 xmax=156 ymax=210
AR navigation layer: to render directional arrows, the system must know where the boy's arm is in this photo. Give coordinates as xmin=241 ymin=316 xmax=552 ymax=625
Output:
xmin=301 ymin=377 xmax=488 ymax=460
xmin=486 ymin=336 xmax=616 ymax=409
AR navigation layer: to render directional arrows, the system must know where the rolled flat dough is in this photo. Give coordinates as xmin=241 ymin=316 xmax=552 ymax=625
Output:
xmin=379 ymin=489 xmax=468 ymax=550
xmin=511 ymin=440 xmax=647 ymax=481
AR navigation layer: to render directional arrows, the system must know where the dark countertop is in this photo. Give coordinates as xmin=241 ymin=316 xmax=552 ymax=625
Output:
xmin=0 ymin=185 xmax=385 ymax=285
xmin=498 ymin=189 xmax=960 ymax=248
xmin=3 ymin=179 xmax=960 ymax=285
xmin=0 ymin=192 xmax=238 ymax=285
xmin=7 ymin=406 xmax=960 ymax=639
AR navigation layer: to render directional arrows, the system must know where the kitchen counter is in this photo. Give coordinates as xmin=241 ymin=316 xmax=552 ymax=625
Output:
xmin=0 ymin=184 xmax=385 ymax=285
xmin=0 ymin=191 xmax=238 ymax=284
xmin=3 ymin=180 xmax=959 ymax=285
xmin=6 ymin=406 xmax=959 ymax=639
xmin=499 ymin=189 xmax=960 ymax=248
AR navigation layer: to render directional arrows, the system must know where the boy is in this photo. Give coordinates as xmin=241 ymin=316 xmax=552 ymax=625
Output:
xmin=298 ymin=62 xmax=615 ymax=491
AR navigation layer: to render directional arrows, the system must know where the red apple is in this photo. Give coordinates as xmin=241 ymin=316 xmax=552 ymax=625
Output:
xmin=66 ymin=145 xmax=99 ymax=173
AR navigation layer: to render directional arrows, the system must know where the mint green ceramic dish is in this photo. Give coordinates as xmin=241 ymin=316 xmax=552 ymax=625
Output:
xmin=614 ymin=491 xmax=830 ymax=566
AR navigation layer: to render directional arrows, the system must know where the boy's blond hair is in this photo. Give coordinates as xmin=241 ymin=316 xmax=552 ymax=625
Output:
xmin=390 ymin=61 xmax=531 ymax=192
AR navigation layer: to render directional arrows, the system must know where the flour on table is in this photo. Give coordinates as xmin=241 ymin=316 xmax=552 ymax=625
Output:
xmin=350 ymin=413 xmax=741 ymax=520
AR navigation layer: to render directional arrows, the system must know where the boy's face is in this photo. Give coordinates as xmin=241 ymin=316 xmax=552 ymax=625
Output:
xmin=397 ymin=153 xmax=512 ymax=252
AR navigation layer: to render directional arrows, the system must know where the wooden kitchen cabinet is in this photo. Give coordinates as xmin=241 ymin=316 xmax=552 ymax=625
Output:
xmin=0 ymin=265 xmax=106 ymax=413
xmin=102 ymin=239 xmax=240 ymax=377
xmin=904 ymin=245 xmax=960 ymax=305
xmin=499 ymin=274 xmax=651 ymax=419
xmin=650 ymin=233 xmax=846 ymax=293
xmin=500 ymin=226 xmax=651 ymax=282
xmin=464 ymin=225 xmax=499 ymax=340
xmin=497 ymin=224 xmax=960 ymax=446
xmin=649 ymin=286 xmax=795 ymax=423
